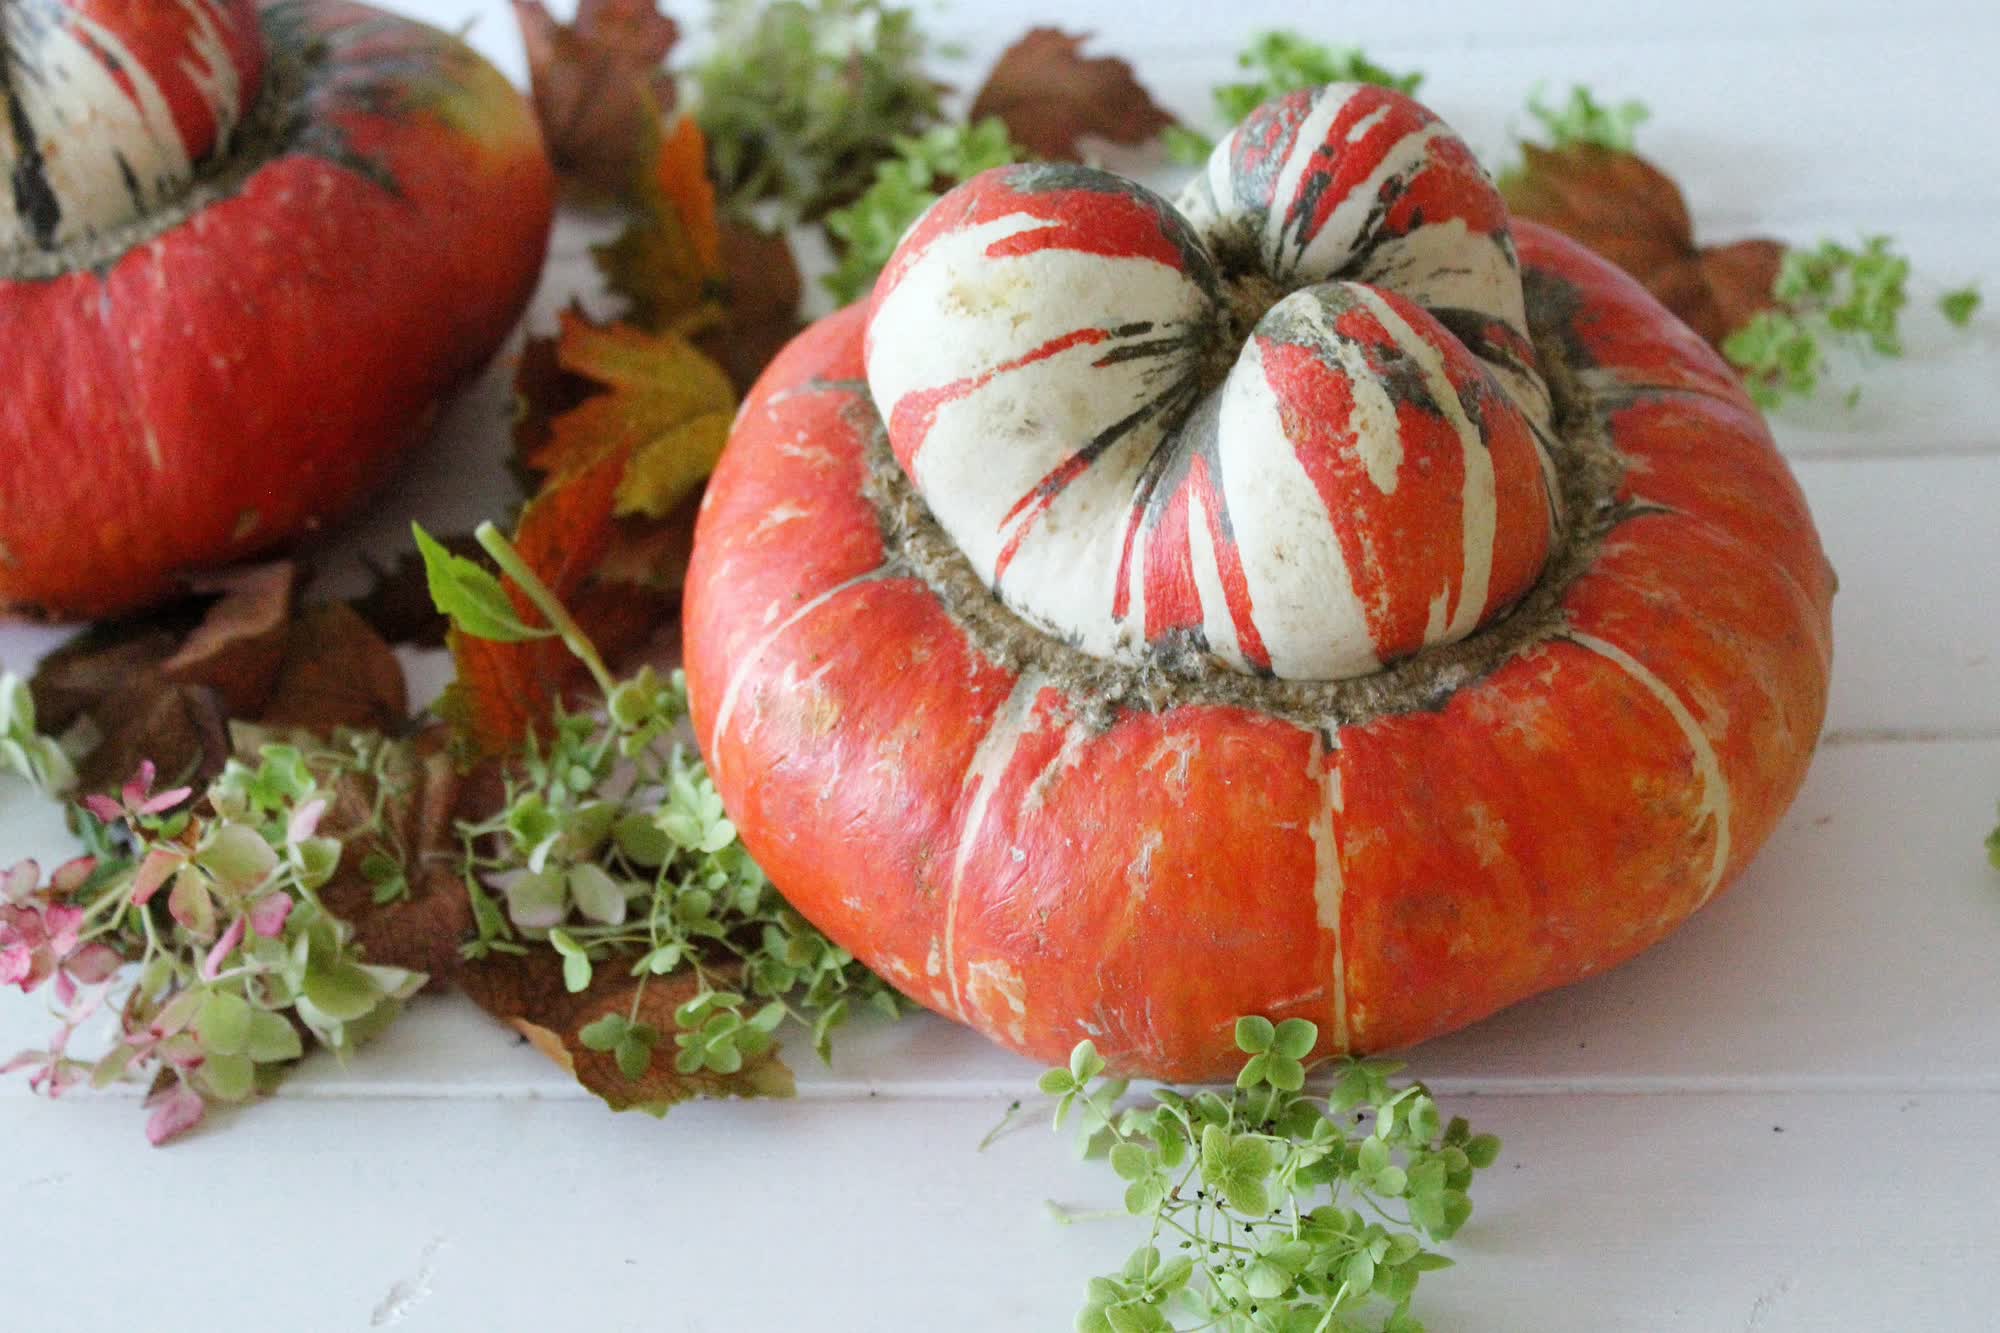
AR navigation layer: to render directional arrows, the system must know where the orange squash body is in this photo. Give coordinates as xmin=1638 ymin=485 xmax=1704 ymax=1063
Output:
xmin=0 ymin=1 xmax=555 ymax=618
xmin=683 ymin=97 xmax=1833 ymax=1081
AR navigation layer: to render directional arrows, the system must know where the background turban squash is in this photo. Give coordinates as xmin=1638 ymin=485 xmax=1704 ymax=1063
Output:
xmin=0 ymin=0 xmax=554 ymax=619
xmin=686 ymin=83 xmax=1836 ymax=1080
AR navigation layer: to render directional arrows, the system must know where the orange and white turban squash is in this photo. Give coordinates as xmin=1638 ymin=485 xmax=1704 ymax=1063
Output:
xmin=0 ymin=0 xmax=554 ymax=618
xmin=685 ymin=85 xmax=1834 ymax=1079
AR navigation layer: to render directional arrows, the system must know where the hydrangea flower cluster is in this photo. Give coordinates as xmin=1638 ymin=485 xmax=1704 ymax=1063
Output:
xmin=2 ymin=739 xmax=423 ymax=1144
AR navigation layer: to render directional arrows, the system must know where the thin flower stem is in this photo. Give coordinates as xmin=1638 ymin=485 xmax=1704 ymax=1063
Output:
xmin=475 ymin=522 xmax=616 ymax=699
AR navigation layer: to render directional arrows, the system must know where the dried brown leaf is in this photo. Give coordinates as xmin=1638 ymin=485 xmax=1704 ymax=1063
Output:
xmin=969 ymin=28 xmax=1176 ymax=162
xmin=74 ymin=682 xmax=230 ymax=797
xmin=1499 ymin=144 xmax=1786 ymax=349
xmin=259 ymin=605 xmax=409 ymax=733
xmin=513 ymin=0 xmax=679 ymax=198
xmin=27 ymin=559 xmax=415 ymax=796
xmin=30 ymin=564 xmax=302 ymax=792
xmin=160 ymin=562 xmax=296 ymax=719
xmin=309 ymin=726 xmax=495 ymax=986
xmin=458 ymin=952 xmax=795 ymax=1114
xmin=695 ymin=219 xmax=804 ymax=395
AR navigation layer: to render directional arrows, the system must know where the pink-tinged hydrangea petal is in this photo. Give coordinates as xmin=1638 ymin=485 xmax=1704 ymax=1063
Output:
xmin=51 ymin=857 xmax=97 ymax=894
xmin=24 ymin=1056 xmax=63 ymax=1095
xmin=122 ymin=761 xmax=158 ymax=808
xmin=83 ymin=794 xmax=123 ymax=824
xmin=139 ymin=787 xmax=194 ymax=817
xmin=143 ymin=1081 xmax=206 ymax=1146
xmin=287 ymin=798 xmax=328 ymax=845
xmin=202 ymin=917 xmax=247 ymax=981
xmin=159 ymin=1034 xmax=205 ymax=1070
xmin=0 ymin=905 xmax=56 ymax=992
xmin=67 ymin=942 xmax=123 ymax=986
xmin=42 ymin=904 xmax=84 ymax=956
xmin=1 ymin=1049 xmax=41 ymax=1075
xmin=1 ymin=860 xmax=39 ymax=903
xmin=249 ymin=894 xmax=293 ymax=939
xmin=131 ymin=850 xmax=182 ymax=906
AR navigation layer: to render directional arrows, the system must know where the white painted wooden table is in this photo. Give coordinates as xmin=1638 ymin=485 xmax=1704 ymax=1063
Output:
xmin=5 ymin=2 xmax=1998 ymax=1328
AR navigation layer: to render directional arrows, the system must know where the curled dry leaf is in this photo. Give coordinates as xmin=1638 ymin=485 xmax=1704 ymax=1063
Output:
xmin=513 ymin=0 xmax=679 ymax=198
xmin=161 ymin=563 xmax=297 ymax=719
xmin=1499 ymin=143 xmax=1786 ymax=349
xmin=968 ymin=27 xmax=1177 ymax=162
xmin=457 ymin=950 xmax=795 ymax=1115
xmin=260 ymin=605 xmax=409 ymax=733
xmin=593 ymin=116 xmax=723 ymax=333
xmin=29 ymin=563 xmax=414 ymax=794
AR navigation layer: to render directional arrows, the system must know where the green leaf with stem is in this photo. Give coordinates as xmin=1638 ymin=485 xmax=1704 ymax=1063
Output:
xmin=411 ymin=523 xmax=553 ymax=646
xmin=1036 ymin=1016 xmax=1497 ymax=1330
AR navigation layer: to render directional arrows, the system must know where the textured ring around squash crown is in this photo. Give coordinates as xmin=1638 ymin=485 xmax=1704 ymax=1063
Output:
xmin=864 ymin=84 xmax=1562 ymax=682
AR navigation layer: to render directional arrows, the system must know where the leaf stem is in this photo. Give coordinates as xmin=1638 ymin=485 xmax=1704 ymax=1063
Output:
xmin=474 ymin=521 xmax=617 ymax=699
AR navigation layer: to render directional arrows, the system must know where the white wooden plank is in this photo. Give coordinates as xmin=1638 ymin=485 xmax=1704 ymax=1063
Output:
xmin=1799 ymin=459 xmax=2000 ymax=738
xmin=1 ymin=1089 xmax=1993 ymax=1332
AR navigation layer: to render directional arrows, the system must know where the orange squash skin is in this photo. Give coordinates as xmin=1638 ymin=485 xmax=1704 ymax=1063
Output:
xmin=683 ymin=222 xmax=1835 ymax=1081
xmin=0 ymin=2 xmax=555 ymax=619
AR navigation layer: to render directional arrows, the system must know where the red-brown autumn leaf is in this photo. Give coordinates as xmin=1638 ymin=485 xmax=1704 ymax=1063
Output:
xmin=1499 ymin=143 xmax=1786 ymax=349
xmin=513 ymin=0 xmax=679 ymax=198
xmin=456 ymin=304 xmax=735 ymax=756
xmin=697 ymin=219 xmax=805 ymax=395
xmin=969 ymin=28 xmax=1177 ymax=162
xmin=593 ymin=116 xmax=724 ymax=332
xmin=441 ymin=442 xmax=632 ymax=757
xmin=529 ymin=312 xmax=736 ymax=516
xmin=592 ymin=117 xmax=803 ymax=394
xmin=458 ymin=951 xmax=795 ymax=1115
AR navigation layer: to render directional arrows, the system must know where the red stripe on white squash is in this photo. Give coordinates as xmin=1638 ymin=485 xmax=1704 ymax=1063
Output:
xmin=865 ymin=85 xmax=1559 ymax=681
xmin=0 ymin=0 xmax=263 ymax=252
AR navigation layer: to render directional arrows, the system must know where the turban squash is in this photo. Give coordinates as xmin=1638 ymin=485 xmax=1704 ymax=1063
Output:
xmin=684 ymin=85 xmax=1835 ymax=1079
xmin=0 ymin=0 xmax=554 ymax=618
